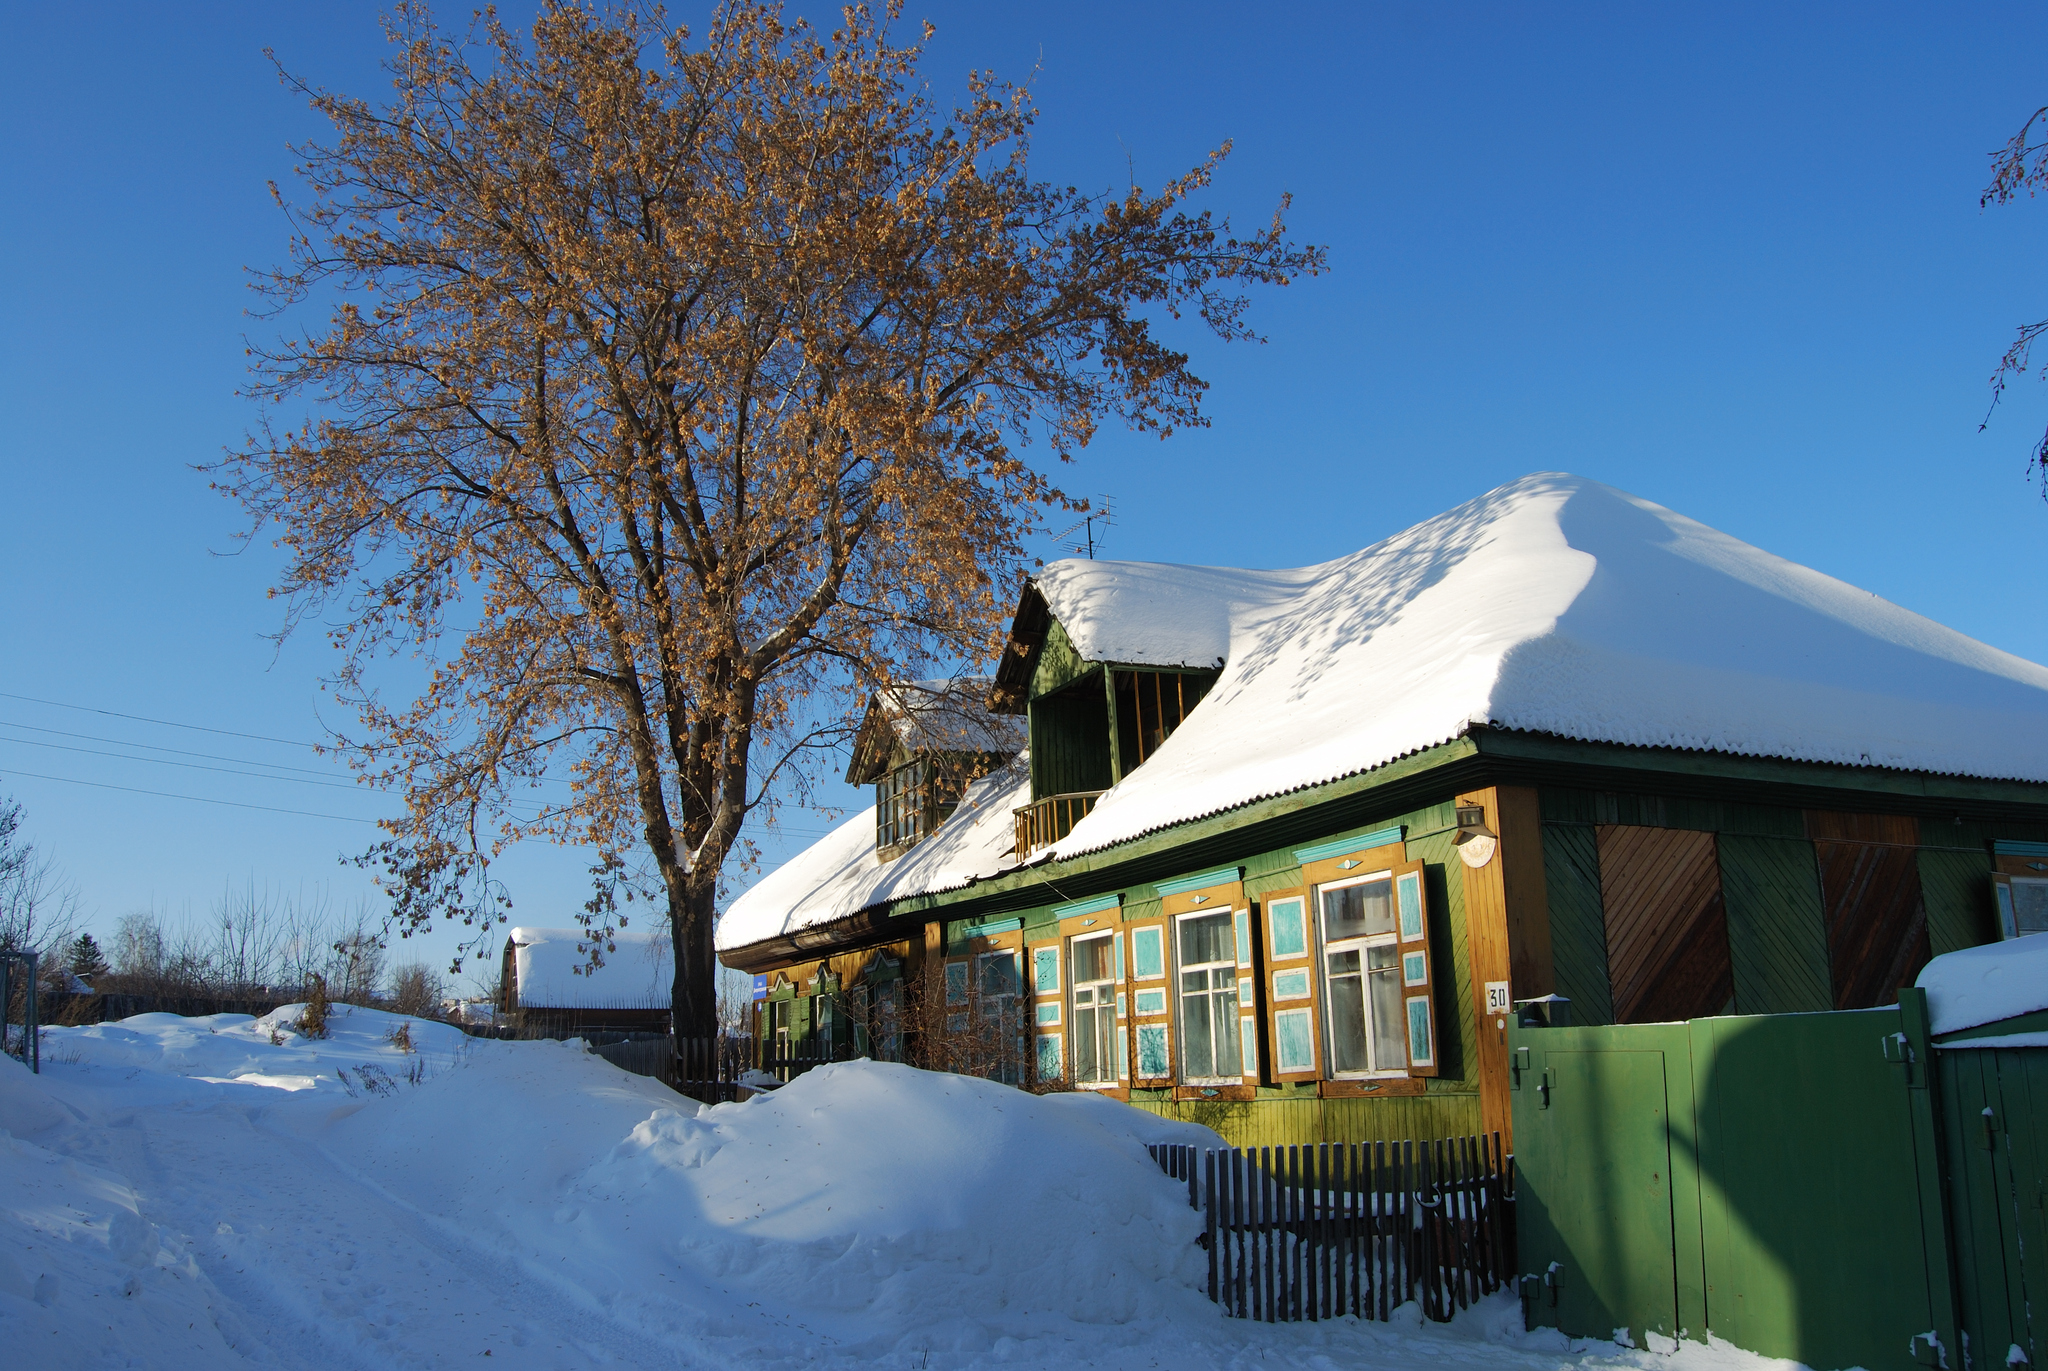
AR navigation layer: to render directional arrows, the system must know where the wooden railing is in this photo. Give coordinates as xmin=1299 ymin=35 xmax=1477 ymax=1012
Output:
xmin=1148 ymin=1134 xmax=1515 ymax=1323
xmin=1013 ymin=790 xmax=1106 ymax=859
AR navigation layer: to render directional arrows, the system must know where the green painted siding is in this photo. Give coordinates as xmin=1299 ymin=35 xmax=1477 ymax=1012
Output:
xmin=1541 ymin=786 xmax=1804 ymax=838
xmin=1028 ymin=618 xmax=1094 ymax=700
xmin=1719 ymin=833 xmax=1831 ymax=1015
xmin=1027 ymin=685 xmax=1112 ymax=799
xmin=1130 ymin=1090 xmax=1483 ymax=1149
xmin=1918 ymin=820 xmax=1998 ymax=955
xmin=1543 ymin=823 xmax=1613 ymax=1026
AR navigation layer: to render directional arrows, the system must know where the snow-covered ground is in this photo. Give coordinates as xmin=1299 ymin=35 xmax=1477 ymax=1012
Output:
xmin=5 ymin=1009 xmax=1820 ymax=1370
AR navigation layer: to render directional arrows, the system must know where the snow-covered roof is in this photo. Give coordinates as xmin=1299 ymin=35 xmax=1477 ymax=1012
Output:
xmin=1916 ymin=934 xmax=2048 ymax=1036
xmin=719 ymin=758 xmax=1031 ymax=952
xmin=846 ymin=677 xmax=1026 ymax=784
xmin=510 ymin=927 xmax=672 ymax=1010
xmin=719 ymin=473 xmax=2048 ymax=955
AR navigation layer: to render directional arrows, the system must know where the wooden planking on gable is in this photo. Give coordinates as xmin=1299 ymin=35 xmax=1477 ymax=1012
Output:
xmin=1596 ymin=824 xmax=1733 ymax=1024
xmin=1916 ymin=818 xmax=1997 ymax=955
xmin=1542 ymin=824 xmax=1613 ymax=1025
xmin=1718 ymin=833 xmax=1831 ymax=1015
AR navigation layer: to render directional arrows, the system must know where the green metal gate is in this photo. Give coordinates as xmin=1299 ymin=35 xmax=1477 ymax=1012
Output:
xmin=1513 ymin=996 xmax=1958 ymax=1370
xmin=1936 ymin=1044 xmax=2045 ymax=1370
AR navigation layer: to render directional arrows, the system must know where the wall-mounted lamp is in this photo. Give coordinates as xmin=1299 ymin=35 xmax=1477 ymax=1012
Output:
xmin=1453 ymin=804 xmax=1498 ymax=869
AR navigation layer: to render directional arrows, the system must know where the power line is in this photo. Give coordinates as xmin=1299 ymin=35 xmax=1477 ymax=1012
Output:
xmin=0 ymin=717 xmax=389 ymax=781
xmin=0 ymin=732 xmax=377 ymax=792
xmin=0 ymin=768 xmax=382 ymax=824
xmin=0 ymin=690 xmax=323 ymax=749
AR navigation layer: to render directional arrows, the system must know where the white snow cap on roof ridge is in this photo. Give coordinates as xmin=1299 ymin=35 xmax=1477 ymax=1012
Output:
xmin=1041 ymin=472 xmax=2048 ymax=858
xmin=718 ymin=472 xmax=2048 ymax=952
xmin=510 ymin=926 xmax=672 ymax=1010
xmin=1916 ymin=934 xmax=2048 ymax=1036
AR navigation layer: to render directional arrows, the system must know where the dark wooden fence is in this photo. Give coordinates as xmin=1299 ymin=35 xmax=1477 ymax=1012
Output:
xmin=1148 ymin=1134 xmax=1515 ymax=1323
xmin=757 ymin=1039 xmax=853 ymax=1084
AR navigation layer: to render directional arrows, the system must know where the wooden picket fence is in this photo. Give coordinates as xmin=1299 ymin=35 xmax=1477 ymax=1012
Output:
xmin=1148 ymin=1134 xmax=1515 ymax=1323
xmin=756 ymin=1039 xmax=853 ymax=1085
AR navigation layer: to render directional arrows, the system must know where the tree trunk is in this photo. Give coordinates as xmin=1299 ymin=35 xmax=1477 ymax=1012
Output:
xmin=670 ymin=874 xmax=720 ymax=1042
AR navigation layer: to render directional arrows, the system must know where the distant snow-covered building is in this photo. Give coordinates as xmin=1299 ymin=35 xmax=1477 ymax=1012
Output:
xmin=499 ymin=927 xmax=672 ymax=1034
xmin=718 ymin=473 xmax=2048 ymax=1148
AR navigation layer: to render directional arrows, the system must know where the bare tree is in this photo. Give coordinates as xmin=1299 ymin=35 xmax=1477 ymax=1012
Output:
xmin=218 ymin=1 xmax=1323 ymax=1038
xmin=1983 ymin=105 xmax=2048 ymax=480
xmin=0 ymin=796 xmax=82 ymax=966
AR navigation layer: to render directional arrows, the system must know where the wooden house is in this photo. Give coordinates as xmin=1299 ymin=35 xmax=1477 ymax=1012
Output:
xmin=716 ymin=474 xmax=2048 ymax=1147
xmin=500 ymin=927 xmax=673 ymax=1035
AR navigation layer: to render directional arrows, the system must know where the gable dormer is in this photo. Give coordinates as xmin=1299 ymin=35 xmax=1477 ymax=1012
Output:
xmin=846 ymin=678 xmax=1024 ymax=862
xmin=990 ymin=577 xmax=1219 ymax=856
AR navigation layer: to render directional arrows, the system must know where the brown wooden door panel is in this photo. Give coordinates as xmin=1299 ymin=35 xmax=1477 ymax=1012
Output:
xmin=1813 ymin=840 xmax=1930 ymax=1009
xmin=1596 ymin=825 xmax=1734 ymax=1024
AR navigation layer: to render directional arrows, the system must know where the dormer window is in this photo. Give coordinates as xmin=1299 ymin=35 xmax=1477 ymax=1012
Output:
xmin=846 ymin=678 xmax=1025 ymax=862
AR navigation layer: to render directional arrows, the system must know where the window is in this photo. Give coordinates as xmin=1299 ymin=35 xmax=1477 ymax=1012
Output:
xmin=1995 ymin=874 xmax=2048 ymax=939
xmin=873 ymin=980 xmax=903 ymax=1061
xmin=768 ymin=996 xmax=791 ymax=1049
xmin=1177 ymin=910 xmax=1243 ymax=1083
xmin=1070 ymin=933 xmax=1118 ymax=1086
xmin=1319 ymin=873 xmax=1407 ymax=1075
xmin=976 ymin=950 xmax=1025 ymax=1084
xmin=875 ymin=759 xmax=928 ymax=851
xmin=944 ymin=960 xmax=969 ymax=1033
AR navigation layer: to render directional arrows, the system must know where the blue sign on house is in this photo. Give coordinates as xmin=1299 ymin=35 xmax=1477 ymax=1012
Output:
xmin=752 ymin=973 xmax=768 ymax=1001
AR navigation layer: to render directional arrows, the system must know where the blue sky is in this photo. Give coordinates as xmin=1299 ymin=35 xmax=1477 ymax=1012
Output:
xmin=5 ymin=2 xmax=2048 ymax=983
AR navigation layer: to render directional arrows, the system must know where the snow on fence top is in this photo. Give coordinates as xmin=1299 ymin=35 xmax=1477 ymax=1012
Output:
xmin=510 ymin=927 xmax=672 ymax=1009
xmin=718 ymin=472 xmax=2048 ymax=953
xmin=1916 ymin=933 xmax=2048 ymax=1036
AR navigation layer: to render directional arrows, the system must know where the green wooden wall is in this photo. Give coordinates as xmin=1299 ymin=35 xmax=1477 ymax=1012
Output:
xmin=1719 ymin=834 xmax=1832 ymax=1015
xmin=1543 ymin=823 xmax=1613 ymax=1025
xmin=1027 ymin=685 xmax=1112 ymax=798
xmin=1132 ymin=1090 xmax=1483 ymax=1149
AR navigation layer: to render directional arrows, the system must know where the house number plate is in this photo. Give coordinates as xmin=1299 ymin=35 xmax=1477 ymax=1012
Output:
xmin=1485 ymin=981 xmax=1512 ymax=1016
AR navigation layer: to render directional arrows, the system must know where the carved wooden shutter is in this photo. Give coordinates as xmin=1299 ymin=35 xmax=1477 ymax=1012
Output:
xmin=1395 ymin=858 xmax=1439 ymax=1077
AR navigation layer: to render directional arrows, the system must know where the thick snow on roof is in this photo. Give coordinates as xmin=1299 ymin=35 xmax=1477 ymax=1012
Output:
xmin=876 ymin=677 xmax=1027 ymax=754
xmin=511 ymin=926 xmax=672 ymax=1009
xmin=721 ymin=472 xmax=2048 ymax=950
xmin=1044 ymin=472 xmax=2048 ymax=859
xmin=718 ymin=758 xmax=1030 ymax=951
xmin=1916 ymin=933 xmax=2048 ymax=1036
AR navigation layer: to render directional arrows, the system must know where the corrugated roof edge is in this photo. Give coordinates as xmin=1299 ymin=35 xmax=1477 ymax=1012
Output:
xmin=717 ymin=723 xmax=2048 ymax=968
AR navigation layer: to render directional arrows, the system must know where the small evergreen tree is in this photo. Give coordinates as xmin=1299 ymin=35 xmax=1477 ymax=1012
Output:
xmin=67 ymin=932 xmax=107 ymax=983
xmin=297 ymin=973 xmax=331 ymax=1039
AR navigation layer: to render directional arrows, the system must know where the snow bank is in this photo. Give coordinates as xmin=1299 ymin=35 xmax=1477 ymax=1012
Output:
xmin=510 ymin=925 xmax=673 ymax=1008
xmin=9 ymin=1013 xmax=1880 ymax=1370
xmin=1916 ymin=934 xmax=2048 ymax=1035
xmin=332 ymin=1056 xmax=1222 ymax=1356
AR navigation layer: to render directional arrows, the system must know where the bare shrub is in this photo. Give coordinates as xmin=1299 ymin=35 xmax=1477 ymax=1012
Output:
xmin=388 ymin=963 xmax=444 ymax=1019
xmin=386 ymin=1021 xmax=414 ymax=1054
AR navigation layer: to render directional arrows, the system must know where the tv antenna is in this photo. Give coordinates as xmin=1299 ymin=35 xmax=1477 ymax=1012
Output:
xmin=1048 ymin=496 xmax=1116 ymax=559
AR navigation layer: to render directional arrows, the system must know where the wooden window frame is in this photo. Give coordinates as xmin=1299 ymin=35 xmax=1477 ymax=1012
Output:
xmin=1313 ymin=868 xmax=1410 ymax=1080
xmin=1173 ymin=906 xmax=1244 ymax=1086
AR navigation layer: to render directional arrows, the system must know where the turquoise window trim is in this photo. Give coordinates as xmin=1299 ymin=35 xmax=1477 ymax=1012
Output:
xmin=1050 ymin=894 xmax=1120 ymax=920
xmin=1994 ymin=839 xmax=2048 ymax=857
xmin=1154 ymin=867 xmax=1242 ymax=897
xmin=1293 ymin=826 xmax=1405 ymax=865
xmin=960 ymin=916 xmax=1023 ymax=937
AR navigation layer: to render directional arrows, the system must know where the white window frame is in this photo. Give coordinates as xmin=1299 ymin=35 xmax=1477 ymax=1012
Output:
xmin=1068 ymin=931 xmax=1119 ymax=1089
xmin=1315 ymin=870 xmax=1408 ymax=1079
xmin=1174 ymin=907 xmax=1244 ymax=1085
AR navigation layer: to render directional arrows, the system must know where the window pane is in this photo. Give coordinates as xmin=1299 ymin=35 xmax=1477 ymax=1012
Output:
xmin=1322 ymin=879 xmax=1394 ymax=941
xmin=979 ymin=952 xmax=1018 ymax=998
xmin=2014 ymin=878 xmax=2048 ymax=935
xmin=944 ymin=961 xmax=968 ymax=1005
xmin=1211 ymin=990 xmax=1242 ymax=1077
xmin=1269 ymin=898 xmax=1307 ymax=958
xmin=1074 ymin=1006 xmax=1102 ymax=1081
xmin=1181 ymin=986 xmax=1216 ymax=1077
xmin=1369 ymin=952 xmax=1406 ymax=1069
xmin=1328 ymin=970 xmax=1368 ymax=1074
xmin=1178 ymin=911 xmax=1233 ymax=967
xmin=1073 ymin=935 xmax=1111 ymax=984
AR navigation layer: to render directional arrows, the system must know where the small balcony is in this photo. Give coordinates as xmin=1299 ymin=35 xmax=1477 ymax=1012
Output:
xmin=1013 ymin=790 xmax=1107 ymax=860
